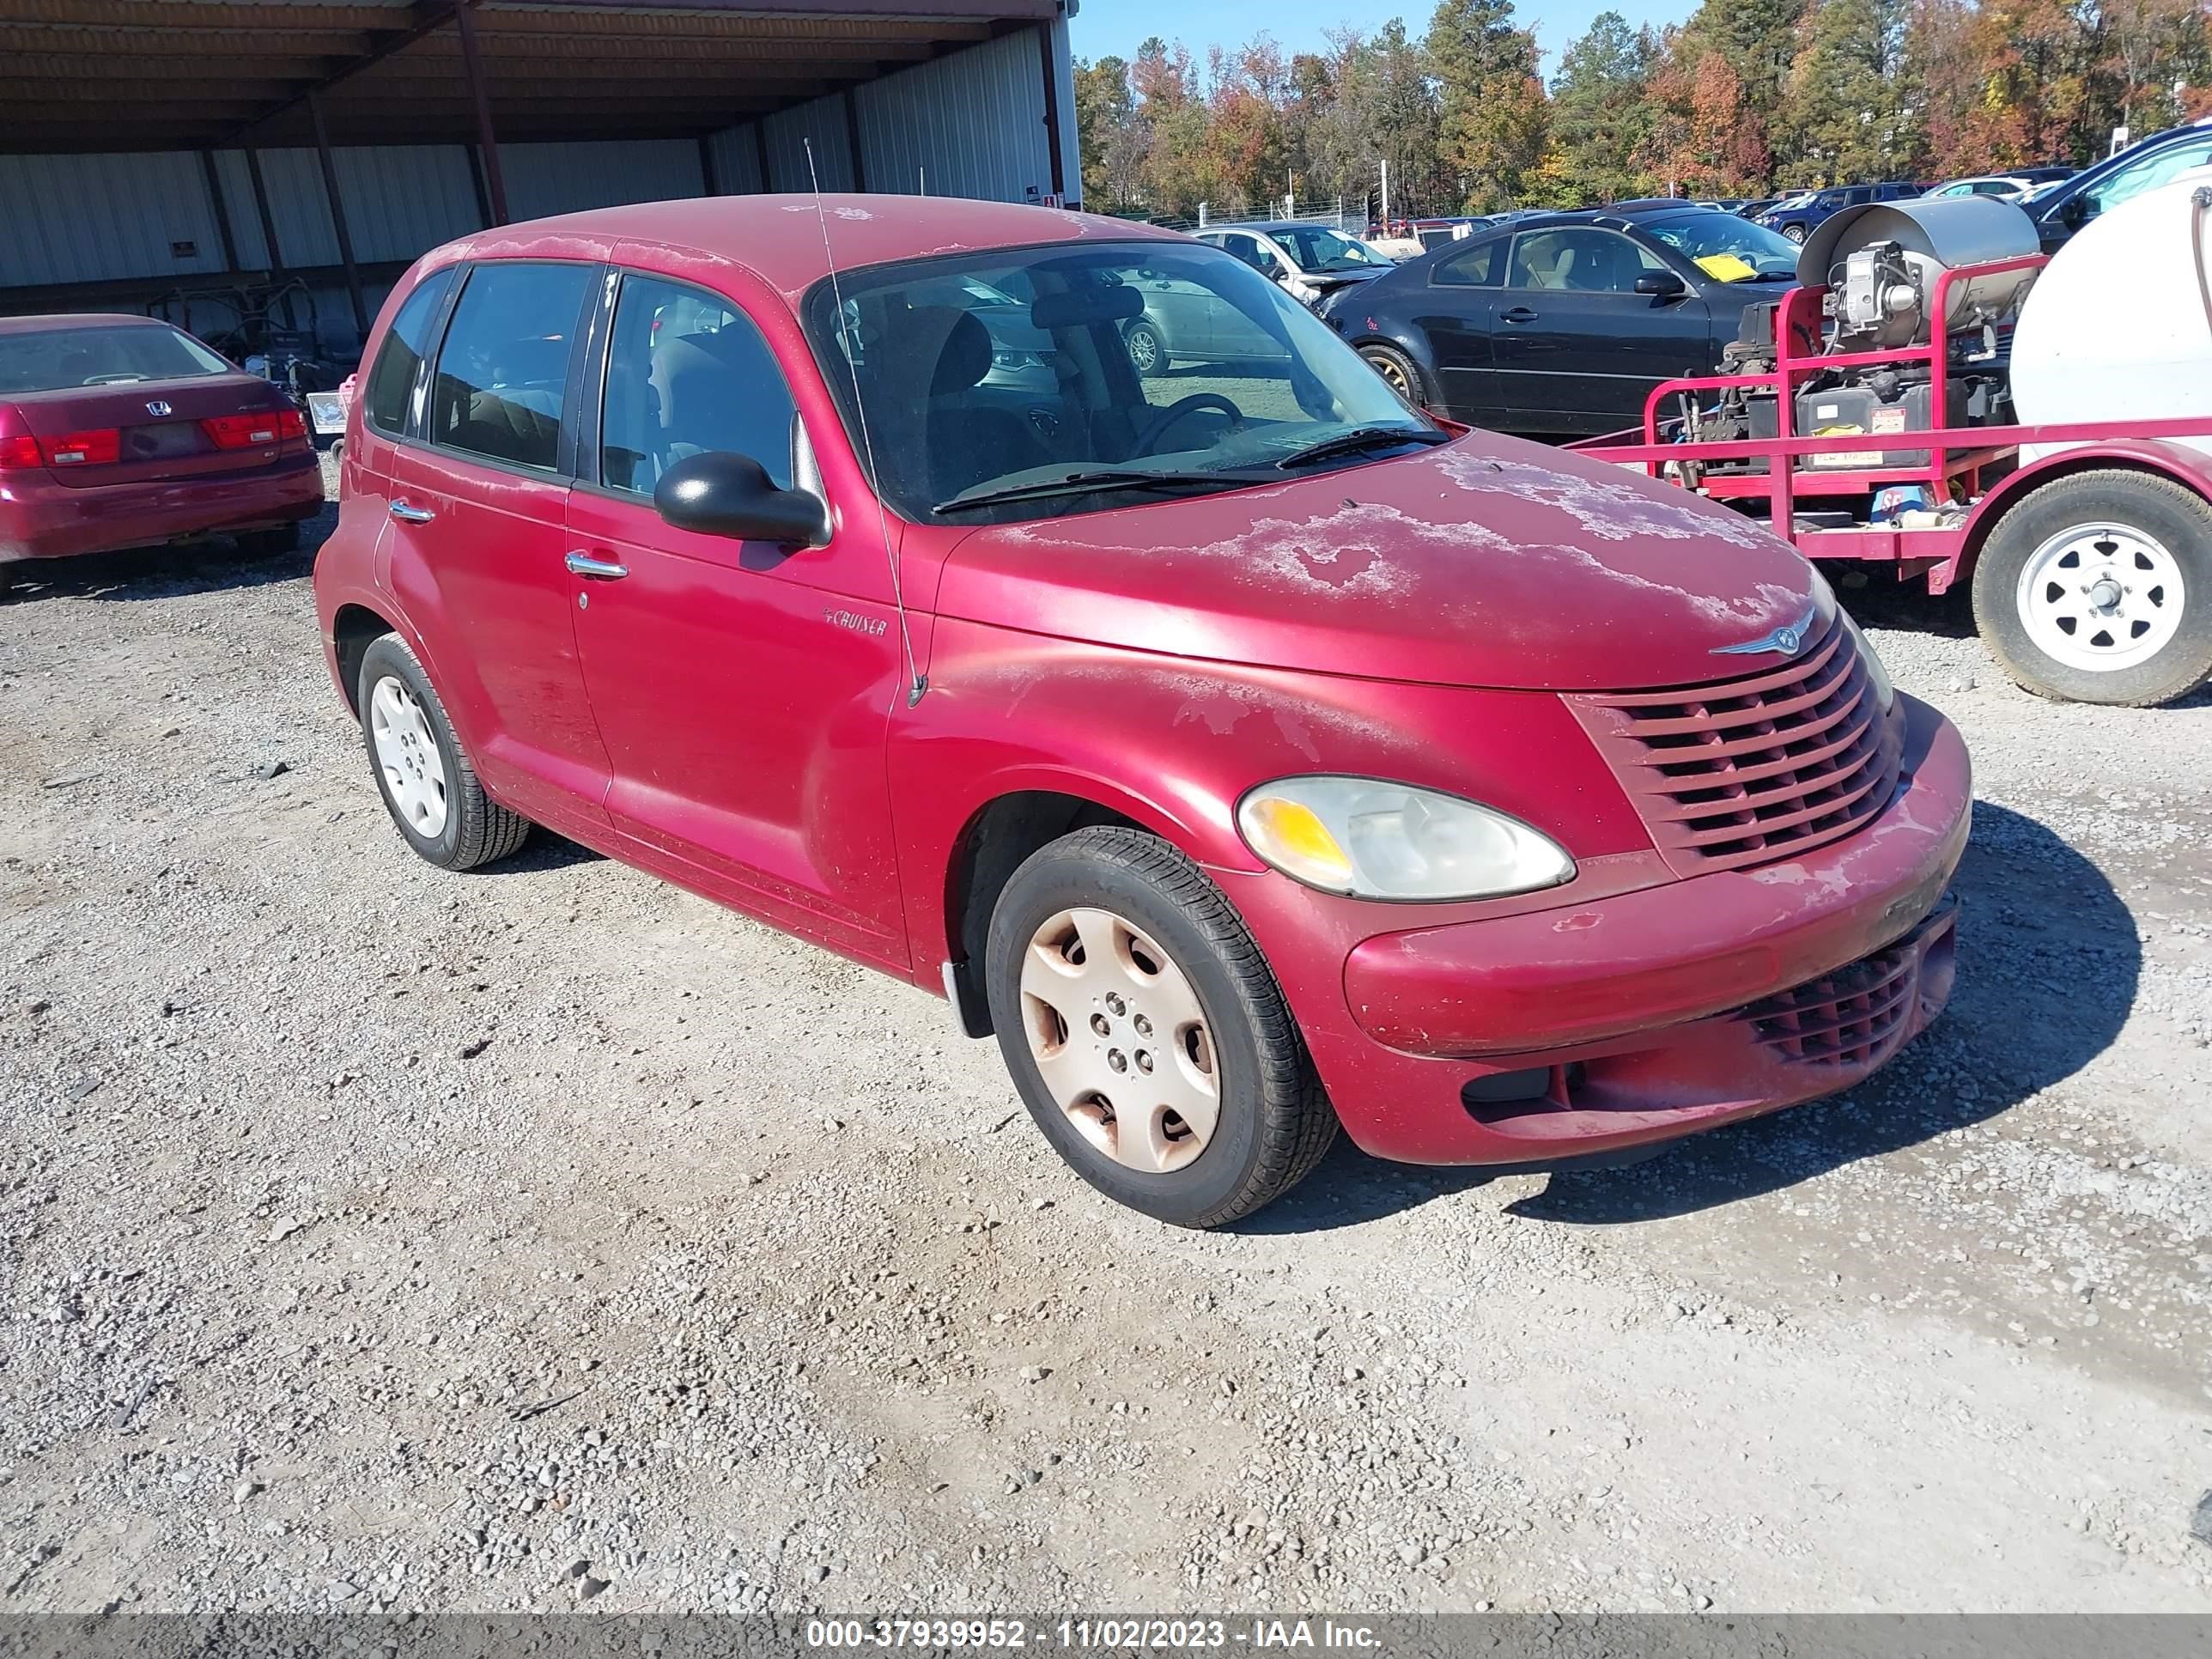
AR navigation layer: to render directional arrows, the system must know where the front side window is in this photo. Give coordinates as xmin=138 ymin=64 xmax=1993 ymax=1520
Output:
xmin=1504 ymin=228 xmax=1667 ymax=293
xmin=2085 ymin=140 xmax=2212 ymax=216
xmin=364 ymin=266 xmax=455 ymax=434
xmin=804 ymin=240 xmax=1438 ymax=526
xmin=428 ymin=262 xmax=593 ymax=471
xmin=0 ymin=323 xmax=229 ymax=395
xmin=599 ymin=273 xmax=797 ymax=495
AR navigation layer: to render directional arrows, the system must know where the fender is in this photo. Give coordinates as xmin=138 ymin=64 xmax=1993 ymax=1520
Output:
xmin=1945 ymin=438 xmax=2212 ymax=592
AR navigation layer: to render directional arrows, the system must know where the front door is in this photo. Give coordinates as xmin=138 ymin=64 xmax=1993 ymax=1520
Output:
xmin=387 ymin=258 xmax=611 ymax=830
xmin=564 ymin=270 xmax=908 ymax=967
xmin=1488 ymin=227 xmax=1714 ymax=434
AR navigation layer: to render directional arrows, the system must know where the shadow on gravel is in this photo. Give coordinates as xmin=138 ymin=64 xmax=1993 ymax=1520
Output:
xmin=1243 ymin=800 xmax=2137 ymax=1235
xmin=3 ymin=528 xmax=327 ymax=605
xmin=491 ymin=831 xmax=607 ymax=874
xmin=1505 ymin=799 xmax=2137 ymax=1226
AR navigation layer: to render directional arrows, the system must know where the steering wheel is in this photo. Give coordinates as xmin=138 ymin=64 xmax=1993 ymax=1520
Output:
xmin=1132 ymin=392 xmax=1243 ymax=456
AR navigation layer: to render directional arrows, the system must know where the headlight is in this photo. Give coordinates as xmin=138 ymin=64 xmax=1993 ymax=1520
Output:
xmin=1236 ymin=776 xmax=1576 ymax=902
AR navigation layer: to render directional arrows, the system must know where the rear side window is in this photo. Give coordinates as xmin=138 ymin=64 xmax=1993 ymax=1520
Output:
xmin=599 ymin=273 xmax=797 ymax=495
xmin=1431 ymin=239 xmax=1502 ymax=287
xmin=0 ymin=324 xmax=228 ymax=395
xmin=428 ymin=262 xmax=593 ymax=471
xmin=363 ymin=267 xmax=454 ymax=435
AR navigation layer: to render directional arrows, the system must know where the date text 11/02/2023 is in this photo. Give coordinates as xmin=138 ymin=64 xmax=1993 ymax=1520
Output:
xmin=803 ymin=1619 xmax=1384 ymax=1650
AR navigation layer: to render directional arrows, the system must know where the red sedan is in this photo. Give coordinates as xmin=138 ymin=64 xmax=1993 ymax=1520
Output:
xmin=313 ymin=196 xmax=1969 ymax=1227
xmin=0 ymin=313 xmax=325 ymax=594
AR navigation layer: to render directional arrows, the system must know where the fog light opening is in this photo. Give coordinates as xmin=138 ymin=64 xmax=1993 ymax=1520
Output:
xmin=1460 ymin=1062 xmax=1584 ymax=1124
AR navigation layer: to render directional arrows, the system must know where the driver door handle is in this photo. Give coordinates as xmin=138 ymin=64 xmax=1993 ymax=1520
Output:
xmin=388 ymin=499 xmax=435 ymax=523
xmin=1500 ymin=307 xmax=1539 ymax=324
xmin=565 ymin=550 xmax=629 ymax=580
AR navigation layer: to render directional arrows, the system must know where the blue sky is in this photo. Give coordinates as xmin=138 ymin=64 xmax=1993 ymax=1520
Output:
xmin=1068 ymin=0 xmax=1697 ymax=76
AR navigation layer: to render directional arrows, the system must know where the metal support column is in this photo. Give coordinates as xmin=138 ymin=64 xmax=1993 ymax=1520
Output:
xmin=307 ymin=90 xmax=368 ymax=336
xmin=198 ymin=150 xmax=240 ymax=270
xmin=1037 ymin=21 xmax=1066 ymax=202
xmin=454 ymin=0 xmax=508 ymax=225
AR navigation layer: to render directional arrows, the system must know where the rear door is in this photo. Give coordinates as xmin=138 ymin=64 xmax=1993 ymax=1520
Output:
xmin=1412 ymin=234 xmax=1505 ymax=423
xmin=1488 ymin=227 xmax=1713 ymax=434
xmin=384 ymin=258 xmax=613 ymax=830
xmin=562 ymin=268 xmax=908 ymax=963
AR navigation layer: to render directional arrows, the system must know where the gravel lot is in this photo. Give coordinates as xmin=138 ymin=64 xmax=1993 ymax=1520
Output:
xmin=2 ymin=458 xmax=2209 ymax=1616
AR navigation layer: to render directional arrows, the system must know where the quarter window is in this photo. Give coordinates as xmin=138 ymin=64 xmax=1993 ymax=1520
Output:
xmin=362 ymin=267 xmax=453 ymax=435
xmin=599 ymin=273 xmax=798 ymax=495
xmin=427 ymin=262 xmax=592 ymax=471
xmin=1431 ymin=239 xmax=1503 ymax=287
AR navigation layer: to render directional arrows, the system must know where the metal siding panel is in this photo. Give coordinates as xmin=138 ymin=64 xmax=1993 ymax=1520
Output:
xmin=763 ymin=99 xmax=854 ymax=193
xmin=258 ymin=147 xmax=342 ymax=270
xmin=0 ymin=152 xmax=229 ymax=288
xmin=331 ymin=145 xmax=480 ymax=260
xmin=500 ymin=140 xmax=704 ymax=221
xmin=212 ymin=149 xmax=270 ymax=270
xmin=705 ymin=125 xmax=765 ymax=195
xmin=853 ymin=30 xmax=1050 ymax=205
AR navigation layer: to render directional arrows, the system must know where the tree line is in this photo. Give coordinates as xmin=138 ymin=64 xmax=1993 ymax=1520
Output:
xmin=1072 ymin=0 xmax=2212 ymax=221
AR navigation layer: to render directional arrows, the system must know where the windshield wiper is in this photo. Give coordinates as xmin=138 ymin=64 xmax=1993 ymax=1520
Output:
xmin=1270 ymin=426 xmax=1449 ymax=471
xmin=933 ymin=467 xmax=1270 ymax=514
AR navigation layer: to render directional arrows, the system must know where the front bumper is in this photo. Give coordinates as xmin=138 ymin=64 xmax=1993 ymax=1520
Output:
xmin=1232 ymin=695 xmax=1971 ymax=1166
xmin=0 ymin=453 xmax=324 ymax=564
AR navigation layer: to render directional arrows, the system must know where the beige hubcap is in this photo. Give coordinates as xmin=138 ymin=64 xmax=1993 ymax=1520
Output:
xmin=1019 ymin=907 xmax=1221 ymax=1174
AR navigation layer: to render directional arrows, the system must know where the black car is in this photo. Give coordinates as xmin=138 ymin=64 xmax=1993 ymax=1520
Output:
xmin=2015 ymin=120 xmax=2212 ymax=251
xmin=1322 ymin=203 xmax=1801 ymax=437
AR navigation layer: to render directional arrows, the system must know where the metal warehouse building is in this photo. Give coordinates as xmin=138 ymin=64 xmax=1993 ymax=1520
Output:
xmin=0 ymin=0 xmax=1081 ymax=344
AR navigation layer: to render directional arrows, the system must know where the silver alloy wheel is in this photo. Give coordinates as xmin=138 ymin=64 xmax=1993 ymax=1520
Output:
xmin=1127 ymin=325 xmax=1161 ymax=374
xmin=2014 ymin=520 xmax=2187 ymax=673
xmin=368 ymin=673 xmax=450 ymax=839
xmin=1019 ymin=906 xmax=1220 ymax=1174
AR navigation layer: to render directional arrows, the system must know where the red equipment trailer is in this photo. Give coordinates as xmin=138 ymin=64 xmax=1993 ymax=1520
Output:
xmin=1568 ymin=252 xmax=2212 ymax=707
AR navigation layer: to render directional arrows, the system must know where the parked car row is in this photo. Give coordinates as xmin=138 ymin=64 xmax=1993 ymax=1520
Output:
xmin=301 ymin=193 xmax=1966 ymax=1227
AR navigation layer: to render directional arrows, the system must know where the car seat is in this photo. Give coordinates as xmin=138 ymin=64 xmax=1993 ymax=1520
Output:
xmin=866 ymin=305 xmax=1048 ymax=506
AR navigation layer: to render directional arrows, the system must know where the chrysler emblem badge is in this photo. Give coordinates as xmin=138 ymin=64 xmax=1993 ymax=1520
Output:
xmin=1713 ymin=603 xmax=1819 ymax=658
xmin=146 ymin=400 xmax=173 ymax=416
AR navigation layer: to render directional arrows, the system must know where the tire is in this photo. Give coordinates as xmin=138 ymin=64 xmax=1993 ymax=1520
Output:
xmin=1124 ymin=319 xmax=1166 ymax=378
xmin=1781 ymin=222 xmax=1808 ymax=244
xmin=236 ymin=521 xmax=302 ymax=556
xmin=1358 ymin=343 xmax=1427 ymax=408
xmin=984 ymin=826 xmax=1338 ymax=1228
xmin=1971 ymin=468 xmax=2212 ymax=707
xmin=356 ymin=633 xmax=531 ymax=870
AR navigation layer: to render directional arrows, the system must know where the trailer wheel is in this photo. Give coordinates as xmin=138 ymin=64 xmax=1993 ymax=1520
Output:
xmin=1972 ymin=468 xmax=2212 ymax=707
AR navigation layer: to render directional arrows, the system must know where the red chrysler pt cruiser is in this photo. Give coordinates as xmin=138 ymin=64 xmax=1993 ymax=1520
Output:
xmin=313 ymin=196 xmax=1969 ymax=1227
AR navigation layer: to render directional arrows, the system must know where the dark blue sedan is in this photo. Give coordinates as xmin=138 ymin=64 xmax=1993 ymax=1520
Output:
xmin=1322 ymin=203 xmax=1801 ymax=438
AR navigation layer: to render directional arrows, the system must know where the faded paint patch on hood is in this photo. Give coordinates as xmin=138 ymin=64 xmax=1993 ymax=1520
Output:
xmin=936 ymin=429 xmax=1818 ymax=692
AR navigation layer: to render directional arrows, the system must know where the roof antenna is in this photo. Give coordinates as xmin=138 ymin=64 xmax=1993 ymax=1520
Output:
xmin=805 ymin=137 xmax=925 ymax=708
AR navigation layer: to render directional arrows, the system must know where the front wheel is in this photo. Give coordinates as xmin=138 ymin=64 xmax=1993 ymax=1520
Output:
xmin=1780 ymin=222 xmax=1808 ymax=244
xmin=984 ymin=827 xmax=1337 ymax=1228
xmin=1359 ymin=343 xmax=1425 ymax=407
xmin=1972 ymin=469 xmax=2212 ymax=706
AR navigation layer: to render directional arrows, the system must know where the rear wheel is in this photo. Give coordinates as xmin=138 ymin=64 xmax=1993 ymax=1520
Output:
xmin=1972 ymin=469 xmax=2212 ymax=706
xmin=1124 ymin=319 xmax=1166 ymax=378
xmin=1359 ymin=343 xmax=1426 ymax=407
xmin=985 ymin=827 xmax=1337 ymax=1228
xmin=356 ymin=633 xmax=531 ymax=870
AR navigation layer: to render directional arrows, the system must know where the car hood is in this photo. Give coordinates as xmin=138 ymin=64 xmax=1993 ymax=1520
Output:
xmin=933 ymin=432 xmax=1820 ymax=692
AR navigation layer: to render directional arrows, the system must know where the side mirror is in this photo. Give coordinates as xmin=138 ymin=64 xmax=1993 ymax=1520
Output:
xmin=2060 ymin=193 xmax=2089 ymax=228
xmin=1634 ymin=270 xmax=1687 ymax=298
xmin=653 ymin=451 xmax=829 ymax=546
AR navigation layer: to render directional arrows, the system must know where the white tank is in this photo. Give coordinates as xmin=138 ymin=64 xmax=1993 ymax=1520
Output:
xmin=2011 ymin=165 xmax=2212 ymax=461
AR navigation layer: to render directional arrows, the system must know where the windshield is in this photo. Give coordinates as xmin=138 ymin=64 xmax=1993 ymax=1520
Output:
xmin=804 ymin=240 xmax=1437 ymax=526
xmin=0 ymin=323 xmax=231 ymax=394
xmin=1638 ymin=210 xmax=1802 ymax=281
xmin=1273 ymin=226 xmax=1390 ymax=272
